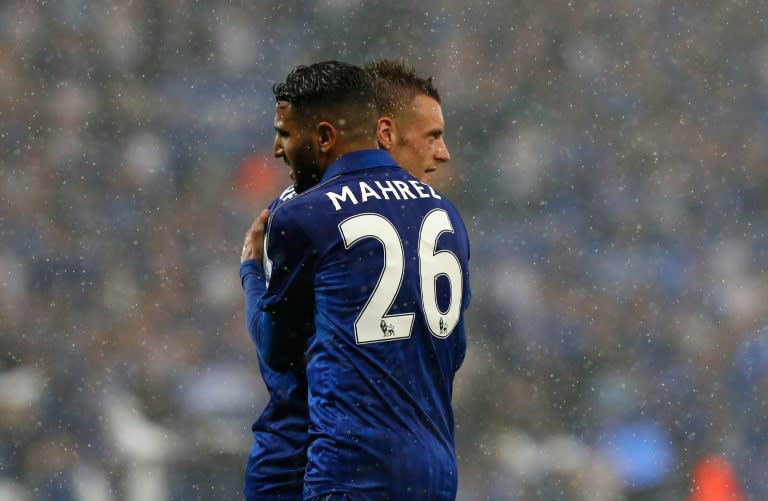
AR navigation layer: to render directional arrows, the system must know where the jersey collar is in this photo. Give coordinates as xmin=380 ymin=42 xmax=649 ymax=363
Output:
xmin=322 ymin=149 xmax=399 ymax=181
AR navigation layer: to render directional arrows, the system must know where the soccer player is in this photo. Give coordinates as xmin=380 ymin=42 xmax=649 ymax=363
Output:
xmin=240 ymin=60 xmax=458 ymax=501
xmin=248 ymin=60 xmax=471 ymax=500
xmin=240 ymin=189 xmax=308 ymax=501
xmin=365 ymin=58 xmax=451 ymax=181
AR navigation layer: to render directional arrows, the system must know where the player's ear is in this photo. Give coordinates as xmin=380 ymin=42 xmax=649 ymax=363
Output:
xmin=376 ymin=117 xmax=394 ymax=151
xmin=317 ymin=121 xmax=336 ymax=153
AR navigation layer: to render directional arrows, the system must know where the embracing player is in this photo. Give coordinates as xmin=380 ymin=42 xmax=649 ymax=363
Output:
xmin=239 ymin=59 xmax=461 ymax=500
xmin=249 ymin=60 xmax=469 ymax=500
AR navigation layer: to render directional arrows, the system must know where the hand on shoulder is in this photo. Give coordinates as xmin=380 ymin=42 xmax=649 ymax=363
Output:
xmin=241 ymin=209 xmax=270 ymax=263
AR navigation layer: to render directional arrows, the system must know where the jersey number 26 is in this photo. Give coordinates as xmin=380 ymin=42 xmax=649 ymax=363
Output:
xmin=339 ymin=209 xmax=463 ymax=345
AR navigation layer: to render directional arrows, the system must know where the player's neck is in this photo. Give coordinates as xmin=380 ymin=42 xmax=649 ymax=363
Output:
xmin=325 ymin=140 xmax=378 ymax=167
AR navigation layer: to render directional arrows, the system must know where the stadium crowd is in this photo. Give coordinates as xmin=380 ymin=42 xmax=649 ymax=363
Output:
xmin=1 ymin=1 xmax=767 ymax=499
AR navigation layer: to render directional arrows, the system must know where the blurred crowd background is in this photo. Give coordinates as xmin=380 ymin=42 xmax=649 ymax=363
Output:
xmin=2 ymin=1 xmax=768 ymax=500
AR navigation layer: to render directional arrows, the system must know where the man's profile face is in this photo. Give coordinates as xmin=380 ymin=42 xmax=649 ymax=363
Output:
xmin=272 ymin=101 xmax=321 ymax=193
xmin=389 ymin=94 xmax=451 ymax=181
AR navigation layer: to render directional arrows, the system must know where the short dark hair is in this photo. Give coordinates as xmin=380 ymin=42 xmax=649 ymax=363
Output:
xmin=273 ymin=60 xmax=375 ymax=117
xmin=364 ymin=58 xmax=441 ymax=117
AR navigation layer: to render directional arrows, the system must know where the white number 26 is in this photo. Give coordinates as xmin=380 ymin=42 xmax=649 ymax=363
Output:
xmin=338 ymin=209 xmax=463 ymax=345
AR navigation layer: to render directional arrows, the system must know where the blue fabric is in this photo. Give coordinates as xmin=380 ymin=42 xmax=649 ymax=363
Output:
xmin=258 ymin=149 xmax=471 ymax=501
xmin=241 ymin=188 xmax=310 ymax=501
xmin=305 ymin=495 xmax=351 ymax=501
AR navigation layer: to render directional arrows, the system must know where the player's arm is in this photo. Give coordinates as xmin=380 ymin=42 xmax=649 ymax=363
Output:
xmin=253 ymin=208 xmax=314 ymax=371
xmin=240 ymin=208 xmax=272 ymax=349
xmin=254 ymin=294 xmax=313 ymax=371
xmin=240 ymin=259 xmax=269 ymax=349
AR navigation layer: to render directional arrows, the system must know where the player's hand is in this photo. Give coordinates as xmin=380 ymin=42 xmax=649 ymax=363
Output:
xmin=241 ymin=209 xmax=270 ymax=263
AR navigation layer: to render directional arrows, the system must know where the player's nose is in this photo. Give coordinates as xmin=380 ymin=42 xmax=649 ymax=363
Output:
xmin=435 ymin=138 xmax=450 ymax=163
xmin=272 ymin=136 xmax=283 ymax=158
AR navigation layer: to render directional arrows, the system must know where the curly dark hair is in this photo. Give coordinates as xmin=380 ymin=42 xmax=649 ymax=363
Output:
xmin=273 ymin=60 xmax=375 ymax=114
xmin=364 ymin=58 xmax=441 ymax=117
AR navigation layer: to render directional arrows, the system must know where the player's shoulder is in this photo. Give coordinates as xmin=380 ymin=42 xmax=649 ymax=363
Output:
xmin=267 ymin=180 xmax=332 ymax=231
xmin=422 ymin=182 xmax=461 ymax=214
xmin=426 ymin=185 xmax=468 ymax=232
xmin=267 ymin=185 xmax=298 ymax=211
xmin=278 ymin=185 xmax=298 ymax=202
xmin=272 ymin=175 xmax=340 ymax=211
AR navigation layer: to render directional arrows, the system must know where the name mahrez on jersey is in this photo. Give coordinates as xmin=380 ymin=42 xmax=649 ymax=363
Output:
xmin=325 ymin=179 xmax=441 ymax=211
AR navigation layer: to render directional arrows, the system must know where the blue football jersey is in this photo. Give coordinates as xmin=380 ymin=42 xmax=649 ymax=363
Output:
xmin=258 ymin=150 xmax=471 ymax=501
xmin=240 ymin=185 xmax=309 ymax=501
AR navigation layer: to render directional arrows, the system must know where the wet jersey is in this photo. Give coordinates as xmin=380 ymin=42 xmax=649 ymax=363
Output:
xmin=256 ymin=149 xmax=471 ymax=501
xmin=241 ymin=185 xmax=308 ymax=501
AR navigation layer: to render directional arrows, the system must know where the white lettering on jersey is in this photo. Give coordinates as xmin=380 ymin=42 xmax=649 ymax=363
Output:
xmin=393 ymin=180 xmax=417 ymax=200
xmin=409 ymin=180 xmax=431 ymax=199
xmin=375 ymin=180 xmax=400 ymax=200
xmin=359 ymin=182 xmax=383 ymax=202
xmin=326 ymin=185 xmax=359 ymax=211
xmin=326 ymin=179 xmax=441 ymax=211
